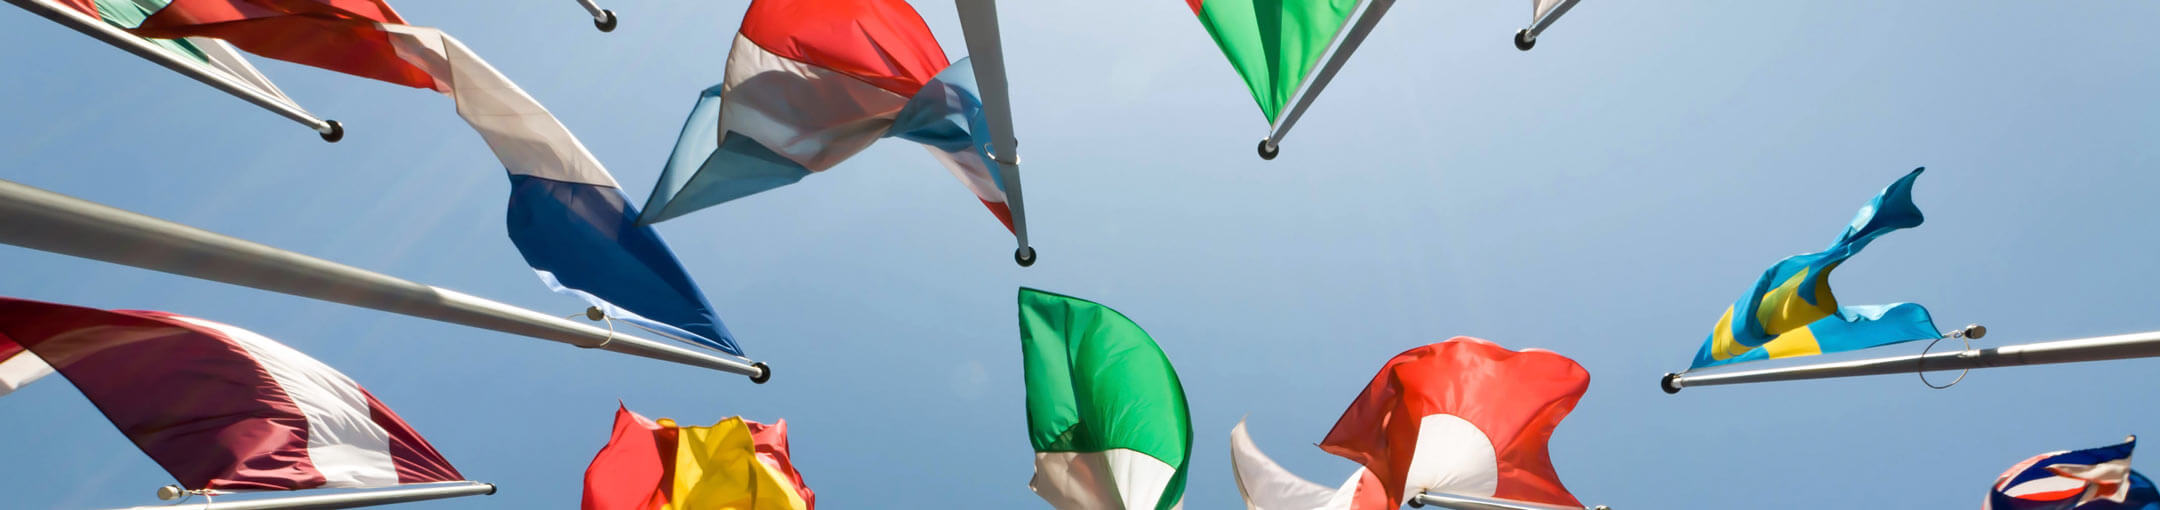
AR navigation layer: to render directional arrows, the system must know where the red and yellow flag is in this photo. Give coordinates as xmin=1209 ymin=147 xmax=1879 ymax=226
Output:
xmin=583 ymin=405 xmax=814 ymax=510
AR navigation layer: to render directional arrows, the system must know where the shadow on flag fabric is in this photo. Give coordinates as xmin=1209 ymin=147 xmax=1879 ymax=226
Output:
xmin=1018 ymin=288 xmax=1192 ymax=510
xmin=1689 ymin=167 xmax=1941 ymax=370
xmin=1320 ymin=337 xmax=1586 ymax=509
xmin=581 ymin=405 xmax=814 ymax=510
xmin=1989 ymin=437 xmax=2160 ymax=510
xmin=637 ymin=0 xmax=1015 ymax=234
xmin=123 ymin=0 xmax=741 ymax=355
xmin=1185 ymin=0 xmax=1360 ymax=124
xmin=0 ymin=296 xmax=463 ymax=491
xmin=1229 ymin=419 xmax=1388 ymax=510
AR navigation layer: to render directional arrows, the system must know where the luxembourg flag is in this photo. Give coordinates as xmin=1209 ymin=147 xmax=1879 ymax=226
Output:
xmin=638 ymin=0 xmax=1015 ymax=234
xmin=0 ymin=296 xmax=465 ymax=491
xmin=124 ymin=0 xmax=742 ymax=355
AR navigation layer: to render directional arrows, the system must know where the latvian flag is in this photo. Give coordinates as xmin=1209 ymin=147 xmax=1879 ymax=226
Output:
xmin=637 ymin=0 xmax=1014 ymax=234
xmin=0 ymin=297 xmax=464 ymax=491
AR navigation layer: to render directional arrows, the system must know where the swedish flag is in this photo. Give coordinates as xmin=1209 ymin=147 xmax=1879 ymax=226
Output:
xmin=1690 ymin=168 xmax=1942 ymax=369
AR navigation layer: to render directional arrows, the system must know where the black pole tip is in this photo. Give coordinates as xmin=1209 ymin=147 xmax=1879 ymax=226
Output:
xmin=319 ymin=120 xmax=344 ymax=143
xmin=1407 ymin=497 xmax=1426 ymax=508
xmin=595 ymin=10 xmax=618 ymax=32
xmin=483 ymin=483 xmax=499 ymax=496
xmin=1660 ymin=372 xmax=1682 ymax=394
xmin=750 ymin=361 xmax=771 ymax=384
xmin=1514 ymin=29 xmax=1536 ymax=51
xmin=1256 ymin=139 xmax=1279 ymax=160
xmin=1015 ymin=246 xmax=1037 ymax=267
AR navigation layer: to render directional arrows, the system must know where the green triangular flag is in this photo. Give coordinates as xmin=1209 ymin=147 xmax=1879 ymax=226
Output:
xmin=1187 ymin=0 xmax=1361 ymax=123
xmin=1019 ymin=288 xmax=1192 ymax=510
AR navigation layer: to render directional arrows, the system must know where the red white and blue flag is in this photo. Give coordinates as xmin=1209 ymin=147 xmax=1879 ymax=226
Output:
xmin=0 ymin=296 xmax=464 ymax=491
xmin=1989 ymin=437 xmax=2160 ymax=510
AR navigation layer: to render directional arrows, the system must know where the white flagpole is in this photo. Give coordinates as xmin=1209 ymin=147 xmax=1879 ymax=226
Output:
xmin=573 ymin=0 xmax=617 ymax=32
xmin=113 ymin=482 xmax=495 ymax=510
xmin=952 ymin=0 xmax=1037 ymax=267
xmin=1658 ymin=326 xmax=2160 ymax=394
xmin=0 ymin=178 xmax=772 ymax=383
xmin=1258 ymin=0 xmax=1396 ymax=160
xmin=6 ymin=0 xmax=343 ymax=142
xmin=1411 ymin=491 xmax=1609 ymax=510
xmin=1514 ymin=0 xmax=1583 ymax=51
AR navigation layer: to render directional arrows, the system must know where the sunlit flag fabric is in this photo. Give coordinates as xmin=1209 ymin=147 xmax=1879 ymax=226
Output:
xmin=1018 ymin=288 xmax=1193 ymax=509
xmin=1320 ymin=337 xmax=1587 ymax=508
xmin=581 ymin=405 xmax=814 ymax=510
xmin=1689 ymin=168 xmax=1940 ymax=369
xmin=124 ymin=0 xmax=742 ymax=355
xmin=33 ymin=0 xmax=307 ymax=116
xmin=0 ymin=296 xmax=463 ymax=491
xmin=1186 ymin=0 xmax=1360 ymax=124
xmin=1229 ymin=419 xmax=1388 ymax=510
xmin=637 ymin=0 xmax=1015 ymax=234
xmin=1988 ymin=438 xmax=2160 ymax=510
xmin=0 ymin=335 xmax=52 ymax=397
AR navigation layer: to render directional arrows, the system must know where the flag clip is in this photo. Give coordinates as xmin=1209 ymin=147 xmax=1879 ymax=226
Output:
xmin=1918 ymin=323 xmax=1985 ymax=389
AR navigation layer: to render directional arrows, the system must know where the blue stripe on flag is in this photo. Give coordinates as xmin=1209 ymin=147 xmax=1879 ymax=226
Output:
xmin=506 ymin=174 xmax=740 ymax=355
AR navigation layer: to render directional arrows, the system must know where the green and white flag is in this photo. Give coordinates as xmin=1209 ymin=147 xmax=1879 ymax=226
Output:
xmin=1019 ymin=288 xmax=1192 ymax=510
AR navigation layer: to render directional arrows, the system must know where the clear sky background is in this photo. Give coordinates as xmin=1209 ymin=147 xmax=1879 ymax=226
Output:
xmin=2 ymin=0 xmax=2158 ymax=508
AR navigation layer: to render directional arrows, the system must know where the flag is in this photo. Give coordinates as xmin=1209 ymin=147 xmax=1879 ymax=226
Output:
xmin=0 ymin=336 xmax=53 ymax=397
xmin=582 ymin=405 xmax=814 ymax=510
xmin=0 ymin=296 xmax=463 ymax=491
xmin=1186 ymin=0 xmax=1361 ymax=123
xmin=637 ymin=0 xmax=1015 ymax=234
xmin=1019 ymin=288 xmax=1192 ymax=510
xmin=1690 ymin=168 xmax=1940 ymax=369
xmin=123 ymin=0 xmax=743 ymax=355
xmin=31 ymin=0 xmax=308 ymax=119
xmin=1320 ymin=337 xmax=1586 ymax=508
xmin=1989 ymin=438 xmax=2160 ymax=510
xmin=1229 ymin=419 xmax=1388 ymax=510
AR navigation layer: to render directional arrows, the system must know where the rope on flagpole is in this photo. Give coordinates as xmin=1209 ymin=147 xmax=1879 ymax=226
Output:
xmin=1918 ymin=324 xmax=1984 ymax=389
xmin=568 ymin=307 xmax=618 ymax=350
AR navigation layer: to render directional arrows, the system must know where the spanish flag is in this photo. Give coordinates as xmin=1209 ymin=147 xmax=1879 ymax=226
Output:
xmin=582 ymin=406 xmax=813 ymax=510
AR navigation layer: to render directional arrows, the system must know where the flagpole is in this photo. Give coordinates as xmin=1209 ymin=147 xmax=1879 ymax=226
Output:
xmin=1258 ymin=0 xmax=1396 ymax=161
xmin=6 ymin=0 xmax=343 ymax=142
xmin=952 ymin=0 xmax=1037 ymax=267
xmin=573 ymin=0 xmax=617 ymax=32
xmin=1513 ymin=0 xmax=1582 ymax=51
xmin=1661 ymin=327 xmax=2160 ymax=394
xmin=112 ymin=481 xmax=495 ymax=510
xmin=1410 ymin=491 xmax=1609 ymax=510
xmin=0 ymin=178 xmax=772 ymax=383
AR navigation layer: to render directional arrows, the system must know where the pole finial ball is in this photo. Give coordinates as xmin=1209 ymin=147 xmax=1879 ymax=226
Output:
xmin=1964 ymin=324 xmax=1987 ymax=340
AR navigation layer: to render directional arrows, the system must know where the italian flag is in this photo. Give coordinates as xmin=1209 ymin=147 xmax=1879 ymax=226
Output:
xmin=1186 ymin=0 xmax=1361 ymax=123
xmin=1019 ymin=288 xmax=1192 ymax=510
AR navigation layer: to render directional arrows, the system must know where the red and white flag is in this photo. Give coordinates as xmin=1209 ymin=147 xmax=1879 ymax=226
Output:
xmin=0 ymin=296 xmax=464 ymax=491
xmin=1319 ymin=337 xmax=1589 ymax=508
xmin=1230 ymin=419 xmax=1389 ymax=510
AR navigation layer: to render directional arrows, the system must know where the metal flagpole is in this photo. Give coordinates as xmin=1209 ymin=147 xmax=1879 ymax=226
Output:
xmin=111 ymin=481 xmax=496 ymax=510
xmin=1657 ymin=326 xmax=2160 ymax=394
xmin=1410 ymin=491 xmax=1610 ymax=510
xmin=0 ymin=178 xmax=771 ymax=383
xmin=573 ymin=0 xmax=617 ymax=32
xmin=1513 ymin=0 xmax=1582 ymax=51
xmin=952 ymin=0 xmax=1037 ymax=267
xmin=6 ymin=0 xmax=343 ymax=142
xmin=1258 ymin=0 xmax=1396 ymax=161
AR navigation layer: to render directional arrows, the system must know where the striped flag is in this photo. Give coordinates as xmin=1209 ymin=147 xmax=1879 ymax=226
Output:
xmin=582 ymin=405 xmax=814 ymax=510
xmin=122 ymin=0 xmax=744 ymax=355
xmin=638 ymin=0 xmax=1014 ymax=234
xmin=0 ymin=296 xmax=463 ymax=491
xmin=1186 ymin=0 xmax=1360 ymax=124
xmin=30 ymin=0 xmax=309 ymax=121
xmin=1018 ymin=288 xmax=1192 ymax=509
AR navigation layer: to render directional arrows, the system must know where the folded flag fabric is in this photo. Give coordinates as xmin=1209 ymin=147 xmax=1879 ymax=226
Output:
xmin=0 ymin=335 xmax=53 ymax=397
xmin=1229 ymin=419 xmax=1388 ymax=510
xmin=582 ymin=405 xmax=814 ymax=510
xmin=1186 ymin=0 xmax=1360 ymax=124
xmin=1320 ymin=337 xmax=1586 ymax=508
xmin=0 ymin=296 xmax=463 ymax=491
xmin=123 ymin=0 xmax=742 ymax=355
xmin=1019 ymin=288 xmax=1192 ymax=510
xmin=40 ymin=0 xmax=306 ymax=114
xmin=1989 ymin=437 xmax=2160 ymax=510
xmin=638 ymin=0 xmax=1014 ymax=234
xmin=1690 ymin=168 xmax=1939 ymax=369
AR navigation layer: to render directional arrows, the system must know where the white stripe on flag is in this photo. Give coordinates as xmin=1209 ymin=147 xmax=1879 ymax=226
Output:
xmin=173 ymin=317 xmax=401 ymax=488
xmin=1032 ymin=449 xmax=1182 ymax=510
xmin=0 ymin=350 xmax=54 ymax=397
xmin=1401 ymin=414 xmax=1500 ymax=502
xmin=721 ymin=33 xmax=911 ymax=172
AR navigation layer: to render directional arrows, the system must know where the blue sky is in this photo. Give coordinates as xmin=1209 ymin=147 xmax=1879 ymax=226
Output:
xmin=3 ymin=0 xmax=2159 ymax=508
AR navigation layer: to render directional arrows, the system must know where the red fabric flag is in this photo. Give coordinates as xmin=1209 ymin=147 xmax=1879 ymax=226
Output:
xmin=582 ymin=406 xmax=813 ymax=510
xmin=1319 ymin=337 xmax=1588 ymax=508
xmin=746 ymin=419 xmax=817 ymax=507
xmin=129 ymin=0 xmax=440 ymax=89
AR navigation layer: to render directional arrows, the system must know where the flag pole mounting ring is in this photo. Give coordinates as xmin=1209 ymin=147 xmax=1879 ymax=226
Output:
xmin=1918 ymin=323 xmax=1984 ymax=389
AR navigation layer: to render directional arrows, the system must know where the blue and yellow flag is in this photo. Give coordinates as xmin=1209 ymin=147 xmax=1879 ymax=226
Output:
xmin=1690 ymin=168 xmax=1942 ymax=369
